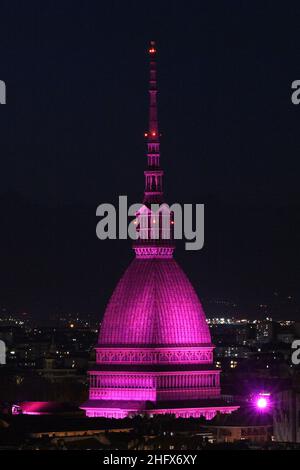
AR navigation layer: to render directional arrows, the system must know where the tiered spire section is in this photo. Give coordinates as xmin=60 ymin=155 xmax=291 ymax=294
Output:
xmin=144 ymin=41 xmax=164 ymax=205
xmin=133 ymin=41 xmax=174 ymax=259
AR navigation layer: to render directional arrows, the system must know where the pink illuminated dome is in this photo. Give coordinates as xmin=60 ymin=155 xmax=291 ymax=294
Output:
xmin=99 ymin=258 xmax=211 ymax=346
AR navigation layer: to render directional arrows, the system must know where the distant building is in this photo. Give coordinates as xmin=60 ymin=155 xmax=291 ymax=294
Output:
xmin=0 ymin=414 xmax=133 ymax=450
xmin=276 ymin=332 xmax=294 ymax=345
xmin=11 ymin=401 xmax=81 ymax=416
xmin=273 ymin=389 xmax=300 ymax=443
xmin=256 ymin=319 xmax=274 ymax=344
xmin=215 ymin=346 xmax=251 ymax=359
xmin=204 ymin=408 xmax=272 ymax=444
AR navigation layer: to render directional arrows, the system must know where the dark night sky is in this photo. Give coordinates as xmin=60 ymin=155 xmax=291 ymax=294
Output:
xmin=1 ymin=1 xmax=300 ymax=319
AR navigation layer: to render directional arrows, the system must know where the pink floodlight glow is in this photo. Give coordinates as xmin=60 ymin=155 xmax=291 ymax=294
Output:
xmin=256 ymin=397 xmax=268 ymax=409
xmin=255 ymin=393 xmax=271 ymax=411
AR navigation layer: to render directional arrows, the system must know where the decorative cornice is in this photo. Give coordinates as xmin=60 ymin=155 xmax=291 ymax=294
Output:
xmin=134 ymin=246 xmax=174 ymax=259
xmin=95 ymin=346 xmax=214 ymax=364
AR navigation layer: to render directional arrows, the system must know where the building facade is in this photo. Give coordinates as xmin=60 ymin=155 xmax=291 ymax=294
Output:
xmin=273 ymin=389 xmax=300 ymax=443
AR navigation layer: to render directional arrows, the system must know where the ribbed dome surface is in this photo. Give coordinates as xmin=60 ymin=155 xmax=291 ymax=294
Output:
xmin=99 ymin=258 xmax=211 ymax=345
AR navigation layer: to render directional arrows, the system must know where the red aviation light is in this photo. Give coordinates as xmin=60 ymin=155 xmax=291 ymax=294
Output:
xmin=151 ymin=131 xmax=156 ymax=137
xmin=149 ymin=47 xmax=156 ymax=54
xmin=144 ymin=132 xmax=148 ymax=137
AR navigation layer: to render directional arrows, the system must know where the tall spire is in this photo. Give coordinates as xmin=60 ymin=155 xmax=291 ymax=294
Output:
xmin=133 ymin=41 xmax=174 ymax=259
xmin=143 ymin=41 xmax=164 ymax=205
xmin=148 ymin=40 xmax=159 ymax=142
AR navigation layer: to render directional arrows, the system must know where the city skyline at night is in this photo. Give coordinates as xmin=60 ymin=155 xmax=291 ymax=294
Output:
xmin=1 ymin=1 xmax=300 ymax=453
xmin=1 ymin=3 xmax=300 ymax=320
